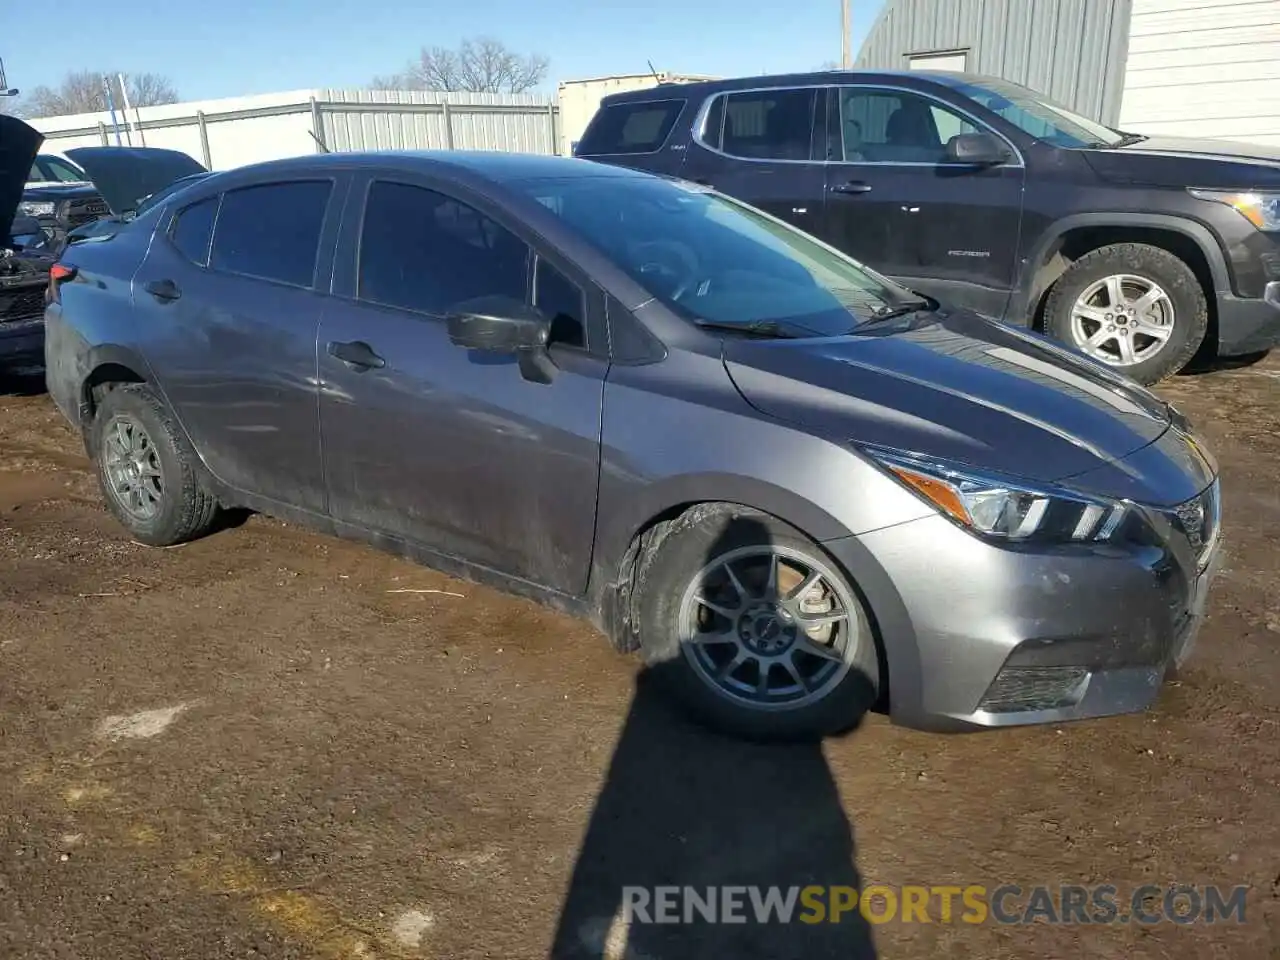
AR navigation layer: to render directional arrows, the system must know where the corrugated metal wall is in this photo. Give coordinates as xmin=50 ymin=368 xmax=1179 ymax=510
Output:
xmin=856 ymin=0 xmax=1134 ymax=124
xmin=1119 ymin=0 xmax=1280 ymax=144
xmin=31 ymin=89 xmax=560 ymax=171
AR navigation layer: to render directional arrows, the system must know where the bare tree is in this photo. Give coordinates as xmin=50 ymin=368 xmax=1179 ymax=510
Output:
xmin=21 ymin=71 xmax=179 ymax=118
xmin=374 ymin=36 xmax=549 ymax=94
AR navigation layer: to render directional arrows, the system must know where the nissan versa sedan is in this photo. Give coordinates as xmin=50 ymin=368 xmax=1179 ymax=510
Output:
xmin=42 ymin=151 xmax=1222 ymax=741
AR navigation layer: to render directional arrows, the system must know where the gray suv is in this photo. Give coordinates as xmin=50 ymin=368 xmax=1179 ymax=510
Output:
xmin=43 ymin=151 xmax=1222 ymax=740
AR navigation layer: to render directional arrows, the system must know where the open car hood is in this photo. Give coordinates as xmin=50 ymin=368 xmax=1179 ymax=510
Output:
xmin=0 ymin=115 xmax=45 ymax=245
xmin=64 ymin=145 xmax=207 ymax=216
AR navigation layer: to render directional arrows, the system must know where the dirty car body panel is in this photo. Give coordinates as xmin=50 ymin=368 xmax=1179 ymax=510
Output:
xmin=44 ymin=150 xmax=1223 ymax=732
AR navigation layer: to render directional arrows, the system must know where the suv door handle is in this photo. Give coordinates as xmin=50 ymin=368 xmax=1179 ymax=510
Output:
xmin=831 ymin=181 xmax=873 ymax=195
xmin=144 ymin=278 xmax=181 ymax=301
xmin=327 ymin=340 xmax=385 ymax=370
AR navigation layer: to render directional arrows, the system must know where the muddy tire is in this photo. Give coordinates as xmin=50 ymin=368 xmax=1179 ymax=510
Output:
xmin=91 ymin=383 xmax=221 ymax=546
xmin=633 ymin=504 xmax=880 ymax=742
xmin=1043 ymin=242 xmax=1207 ymax=386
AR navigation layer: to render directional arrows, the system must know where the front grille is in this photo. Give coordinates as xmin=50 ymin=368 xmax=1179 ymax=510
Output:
xmin=1170 ymin=479 xmax=1221 ymax=572
xmin=978 ymin=666 xmax=1090 ymax=714
xmin=0 ymin=288 xmax=45 ymax=324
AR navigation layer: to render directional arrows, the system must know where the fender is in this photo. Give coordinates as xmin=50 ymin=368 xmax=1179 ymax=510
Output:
xmin=1009 ymin=212 xmax=1231 ymax=324
xmin=73 ymin=343 xmax=156 ymax=422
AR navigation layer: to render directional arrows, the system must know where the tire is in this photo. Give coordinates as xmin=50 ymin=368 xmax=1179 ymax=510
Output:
xmin=90 ymin=383 xmax=221 ymax=546
xmin=1043 ymin=242 xmax=1207 ymax=386
xmin=633 ymin=504 xmax=881 ymax=742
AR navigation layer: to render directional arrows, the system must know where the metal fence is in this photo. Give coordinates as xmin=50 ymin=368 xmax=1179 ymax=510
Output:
xmin=30 ymin=89 xmax=562 ymax=171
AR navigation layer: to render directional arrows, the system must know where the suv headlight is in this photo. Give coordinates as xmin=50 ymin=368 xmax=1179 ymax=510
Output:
xmin=862 ymin=446 xmax=1128 ymax=543
xmin=19 ymin=201 xmax=56 ymax=217
xmin=1188 ymin=188 xmax=1280 ymax=232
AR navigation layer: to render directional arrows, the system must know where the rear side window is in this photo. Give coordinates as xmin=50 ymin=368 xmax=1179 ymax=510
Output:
xmin=209 ymin=180 xmax=332 ymax=288
xmin=701 ymin=88 xmax=819 ymax=161
xmin=169 ymin=196 xmax=219 ymax=266
xmin=358 ymin=180 xmax=528 ymax=316
xmin=576 ymin=99 xmax=685 ymax=156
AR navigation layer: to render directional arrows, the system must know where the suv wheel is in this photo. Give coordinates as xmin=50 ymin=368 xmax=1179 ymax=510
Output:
xmin=1043 ymin=242 xmax=1207 ymax=385
xmin=91 ymin=384 xmax=221 ymax=546
xmin=634 ymin=505 xmax=880 ymax=742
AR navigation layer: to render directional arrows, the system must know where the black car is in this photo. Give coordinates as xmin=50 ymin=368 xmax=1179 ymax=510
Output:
xmin=576 ymin=70 xmax=1280 ymax=385
xmin=20 ymin=145 xmax=207 ymax=252
xmin=1 ymin=119 xmax=53 ymax=363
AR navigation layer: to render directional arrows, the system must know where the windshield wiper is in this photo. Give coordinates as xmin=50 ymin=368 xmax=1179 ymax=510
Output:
xmin=1111 ymin=131 xmax=1148 ymax=148
xmin=693 ymin=319 xmax=801 ymax=338
xmin=865 ymin=298 xmax=934 ymax=322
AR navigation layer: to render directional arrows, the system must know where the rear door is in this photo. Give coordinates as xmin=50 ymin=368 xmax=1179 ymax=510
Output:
xmin=317 ymin=173 xmax=608 ymax=595
xmin=573 ymin=97 xmax=689 ymax=175
xmin=677 ymin=85 xmax=827 ymax=238
xmin=823 ymin=84 xmax=1025 ymax=317
xmin=132 ymin=176 xmax=345 ymax=514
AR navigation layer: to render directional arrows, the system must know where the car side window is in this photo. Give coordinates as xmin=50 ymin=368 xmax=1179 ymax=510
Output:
xmin=534 ymin=256 xmax=586 ymax=349
xmin=208 ymin=180 xmax=333 ymax=288
xmin=169 ymin=196 xmax=220 ymax=267
xmin=836 ymin=88 xmax=981 ymax=163
xmin=575 ymin=100 xmax=685 ymax=156
xmin=701 ymin=88 xmax=819 ymax=161
xmin=358 ymin=180 xmax=529 ymax=316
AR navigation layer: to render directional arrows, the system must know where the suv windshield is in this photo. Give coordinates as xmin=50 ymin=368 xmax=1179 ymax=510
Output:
xmin=947 ymin=77 xmax=1126 ymax=149
xmin=514 ymin=176 xmax=912 ymax=337
xmin=28 ymin=155 xmax=90 ymax=183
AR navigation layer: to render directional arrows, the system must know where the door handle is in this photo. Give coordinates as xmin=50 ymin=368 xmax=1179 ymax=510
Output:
xmin=327 ymin=340 xmax=385 ymax=370
xmin=143 ymin=278 xmax=181 ymax=301
xmin=831 ymin=181 xmax=873 ymax=195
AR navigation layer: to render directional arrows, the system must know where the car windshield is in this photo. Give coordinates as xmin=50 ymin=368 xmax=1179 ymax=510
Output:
xmin=29 ymin=155 xmax=89 ymax=183
xmin=513 ymin=176 xmax=913 ymax=337
xmin=947 ymin=77 xmax=1126 ymax=148
xmin=135 ymin=174 xmax=210 ymax=215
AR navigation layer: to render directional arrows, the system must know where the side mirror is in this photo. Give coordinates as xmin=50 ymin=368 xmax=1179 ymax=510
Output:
xmin=945 ymin=132 xmax=1010 ymax=166
xmin=445 ymin=295 xmax=557 ymax=383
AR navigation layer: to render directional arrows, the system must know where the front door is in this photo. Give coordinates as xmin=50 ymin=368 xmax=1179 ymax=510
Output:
xmin=679 ymin=85 xmax=828 ymax=238
xmin=318 ymin=176 xmax=607 ymax=595
xmin=823 ymin=84 xmax=1026 ymax=318
xmin=132 ymin=178 xmax=342 ymax=513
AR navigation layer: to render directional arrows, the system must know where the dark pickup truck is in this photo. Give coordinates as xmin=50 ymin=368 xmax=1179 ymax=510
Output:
xmin=576 ymin=70 xmax=1280 ymax=385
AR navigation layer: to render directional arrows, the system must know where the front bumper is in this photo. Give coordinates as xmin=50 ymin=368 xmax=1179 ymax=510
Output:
xmin=827 ymin=492 xmax=1221 ymax=732
xmin=1216 ymin=280 xmax=1280 ymax=355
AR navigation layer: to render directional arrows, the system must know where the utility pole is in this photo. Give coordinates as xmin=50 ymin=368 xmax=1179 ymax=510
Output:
xmin=841 ymin=0 xmax=852 ymax=68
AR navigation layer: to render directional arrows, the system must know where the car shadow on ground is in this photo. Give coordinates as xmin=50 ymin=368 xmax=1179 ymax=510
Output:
xmin=549 ymin=517 xmax=878 ymax=960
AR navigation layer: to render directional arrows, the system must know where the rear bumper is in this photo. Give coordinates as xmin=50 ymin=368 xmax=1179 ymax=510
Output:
xmin=825 ymin=506 xmax=1219 ymax=733
xmin=1216 ymin=281 xmax=1280 ymax=355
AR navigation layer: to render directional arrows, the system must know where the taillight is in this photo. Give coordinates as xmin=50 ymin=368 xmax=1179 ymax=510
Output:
xmin=47 ymin=262 xmax=77 ymax=304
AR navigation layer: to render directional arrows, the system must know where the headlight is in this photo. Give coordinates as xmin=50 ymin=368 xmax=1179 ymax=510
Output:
xmin=1188 ymin=188 xmax=1280 ymax=232
xmin=19 ymin=201 xmax=56 ymax=217
xmin=862 ymin=446 xmax=1128 ymax=543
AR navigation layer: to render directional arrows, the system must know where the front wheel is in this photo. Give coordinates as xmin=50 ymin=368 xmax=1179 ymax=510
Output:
xmin=634 ymin=505 xmax=881 ymax=742
xmin=1043 ymin=242 xmax=1207 ymax=386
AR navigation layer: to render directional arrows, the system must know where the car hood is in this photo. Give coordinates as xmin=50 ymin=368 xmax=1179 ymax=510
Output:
xmin=0 ymin=115 xmax=45 ymax=245
xmin=1084 ymin=134 xmax=1280 ymax=188
xmin=721 ymin=307 xmax=1174 ymax=487
xmin=64 ymin=146 xmax=207 ymax=216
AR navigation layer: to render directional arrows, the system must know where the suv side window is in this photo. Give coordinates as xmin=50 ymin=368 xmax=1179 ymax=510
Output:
xmin=835 ymin=87 xmax=981 ymax=163
xmin=208 ymin=180 xmax=333 ymax=287
xmin=576 ymin=99 xmax=686 ymax=156
xmin=169 ymin=195 xmax=220 ymax=266
xmin=701 ymin=88 xmax=820 ymax=161
xmin=358 ymin=180 xmax=528 ymax=316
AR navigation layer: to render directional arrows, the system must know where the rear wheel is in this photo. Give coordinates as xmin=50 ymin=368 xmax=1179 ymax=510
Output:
xmin=91 ymin=384 xmax=221 ymax=546
xmin=634 ymin=505 xmax=880 ymax=742
xmin=1043 ymin=242 xmax=1207 ymax=385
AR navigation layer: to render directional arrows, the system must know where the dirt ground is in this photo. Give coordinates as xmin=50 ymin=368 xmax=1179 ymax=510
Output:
xmin=0 ymin=356 xmax=1277 ymax=960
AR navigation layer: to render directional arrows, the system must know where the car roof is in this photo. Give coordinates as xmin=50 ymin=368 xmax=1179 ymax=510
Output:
xmin=218 ymin=150 xmax=654 ymax=186
xmin=596 ymin=69 xmax=992 ymax=102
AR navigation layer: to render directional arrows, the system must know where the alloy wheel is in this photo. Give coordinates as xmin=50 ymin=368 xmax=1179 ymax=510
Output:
xmin=102 ymin=414 xmax=165 ymax=522
xmin=1070 ymin=273 xmax=1175 ymax=366
xmin=677 ymin=545 xmax=861 ymax=711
